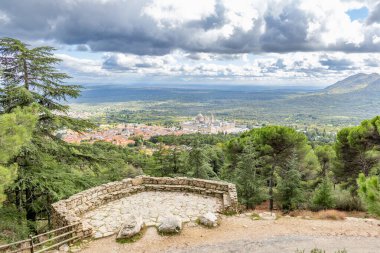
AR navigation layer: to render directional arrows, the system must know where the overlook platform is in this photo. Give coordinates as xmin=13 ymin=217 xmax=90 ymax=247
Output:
xmin=51 ymin=176 xmax=238 ymax=239
xmin=83 ymin=191 xmax=221 ymax=238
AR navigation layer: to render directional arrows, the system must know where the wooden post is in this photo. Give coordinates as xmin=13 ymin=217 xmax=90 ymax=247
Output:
xmin=29 ymin=235 xmax=34 ymax=253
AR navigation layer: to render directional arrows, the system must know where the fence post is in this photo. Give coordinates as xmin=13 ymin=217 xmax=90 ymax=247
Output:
xmin=29 ymin=235 xmax=34 ymax=253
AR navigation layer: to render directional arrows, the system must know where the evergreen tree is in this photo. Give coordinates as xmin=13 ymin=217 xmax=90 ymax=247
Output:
xmin=357 ymin=173 xmax=380 ymax=216
xmin=242 ymin=126 xmax=317 ymax=211
xmin=335 ymin=117 xmax=380 ymax=188
xmin=188 ymin=142 xmax=215 ymax=179
xmin=275 ymin=157 xmax=304 ymax=212
xmin=315 ymin=145 xmax=336 ymax=178
xmin=235 ymin=143 xmax=267 ymax=208
xmin=0 ymin=106 xmax=37 ymax=204
xmin=311 ymin=178 xmax=334 ymax=211
xmin=0 ymin=38 xmax=94 ymax=231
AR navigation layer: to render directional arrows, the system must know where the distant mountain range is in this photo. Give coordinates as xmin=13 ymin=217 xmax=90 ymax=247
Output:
xmin=71 ymin=73 xmax=380 ymax=127
xmin=322 ymin=73 xmax=380 ymax=95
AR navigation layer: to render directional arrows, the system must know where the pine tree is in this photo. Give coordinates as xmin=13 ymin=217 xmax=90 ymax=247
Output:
xmin=357 ymin=173 xmax=380 ymax=217
xmin=276 ymin=157 xmax=304 ymax=212
xmin=0 ymin=106 xmax=37 ymax=204
xmin=235 ymin=143 xmax=267 ymax=208
xmin=188 ymin=142 xmax=215 ymax=179
xmin=311 ymin=177 xmax=334 ymax=211
xmin=0 ymin=38 xmax=94 ymax=231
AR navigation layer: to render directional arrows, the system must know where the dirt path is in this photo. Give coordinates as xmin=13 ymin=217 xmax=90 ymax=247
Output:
xmin=78 ymin=215 xmax=380 ymax=253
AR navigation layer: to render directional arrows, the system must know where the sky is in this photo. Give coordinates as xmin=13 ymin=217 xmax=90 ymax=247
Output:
xmin=1 ymin=0 xmax=380 ymax=87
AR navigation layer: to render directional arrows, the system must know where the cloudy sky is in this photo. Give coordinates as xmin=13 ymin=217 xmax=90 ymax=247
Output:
xmin=1 ymin=0 xmax=380 ymax=86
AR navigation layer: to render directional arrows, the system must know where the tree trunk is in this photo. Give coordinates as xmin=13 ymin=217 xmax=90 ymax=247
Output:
xmin=269 ymin=176 xmax=273 ymax=212
xmin=25 ymin=187 xmax=37 ymax=233
xmin=15 ymin=186 xmax=23 ymax=225
xmin=22 ymin=58 xmax=29 ymax=90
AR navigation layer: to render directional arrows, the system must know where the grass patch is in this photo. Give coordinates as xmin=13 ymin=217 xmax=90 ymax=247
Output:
xmin=157 ymin=229 xmax=181 ymax=236
xmin=316 ymin=210 xmax=346 ymax=220
xmin=251 ymin=213 xmax=261 ymax=220
xmin=221 ymin=209 xmax=238 ymax=216
xmin=116 ymin=226 xmax=147 ymax=244
xmin=288 ymin=209 xmax=346 ymax=220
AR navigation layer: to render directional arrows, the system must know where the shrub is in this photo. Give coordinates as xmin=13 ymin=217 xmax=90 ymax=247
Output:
xmin=311 ymin=179 xmax=334 ymax=211
xmin=333 ymin=188 xmax=363 ymax=211
xmin=0 ymin=205 xmax=29 ymax=243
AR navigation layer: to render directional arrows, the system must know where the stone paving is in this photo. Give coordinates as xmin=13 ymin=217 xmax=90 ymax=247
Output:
xmin=81 ymin=191 xmax=222 ymax=238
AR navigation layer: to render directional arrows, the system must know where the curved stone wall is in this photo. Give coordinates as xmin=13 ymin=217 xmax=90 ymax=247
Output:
xmin=51 ymin=176 xmax=238 ymax=238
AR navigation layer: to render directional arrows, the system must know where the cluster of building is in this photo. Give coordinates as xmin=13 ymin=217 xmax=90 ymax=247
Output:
xmin=62 ymin=114 xmax=249 ymax=146
xmin=62 ymin=123 xmax=184 ymax=146
xmin=180 ymin=113 xmax=248 ymax=134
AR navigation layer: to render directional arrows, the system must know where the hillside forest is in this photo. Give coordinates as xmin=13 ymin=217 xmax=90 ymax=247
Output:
xmin=1 ymin=38 xmax=380 ymax=244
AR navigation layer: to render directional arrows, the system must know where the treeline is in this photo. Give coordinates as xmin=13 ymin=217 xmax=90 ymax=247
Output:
xmin=134 ymin=122 xmax=379 ymax=215
xmin=149 ymin=133 xmax=236 ymax=146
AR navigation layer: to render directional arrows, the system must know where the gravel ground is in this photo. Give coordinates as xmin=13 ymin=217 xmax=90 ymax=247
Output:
xmin=78 ymin=214 xmax=380 ymax=253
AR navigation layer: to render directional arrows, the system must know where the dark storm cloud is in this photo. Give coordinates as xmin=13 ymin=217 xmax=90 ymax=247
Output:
xmin=260 ymin=7 xmax=311 ymax=52
xmin=320 ymin=58 xmax=355 ymax=71
xmin=367 ymin=2 xmax=380 ymax=24
xmin=0 ymin=0 xmax=379 ymax=55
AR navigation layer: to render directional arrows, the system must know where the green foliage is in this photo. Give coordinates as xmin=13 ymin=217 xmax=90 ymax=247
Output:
xmin=333 ymin=187 xmax=363 ymax=211
xmin=357 ymin=173 xmax=380 ymax=216
xmin=311 ymin=178 xmax=334 ymax=211
xmin=276 ymin=158 xmax=304 ymax=211
xmin=314 ymin=145 xmax=336 ymax=178
xmin=335 ymin=116 xmax=380 ymax=187
xmin=231 ymin=126 xmax=318 ymax=211
xmin=150 ymin=133 xmax=235 ymax=146
xmin=188 ymin=143 xmax=216 ymax=179
xmin=0 ymin=38 xmax=100 ymax=233
xmin=0 ymin=205 xmax=29 ymax=244
xmin=0 ymin=106 xmax=37 ymax=204
xmin=235 ymin=143 xmax=267 ymax=208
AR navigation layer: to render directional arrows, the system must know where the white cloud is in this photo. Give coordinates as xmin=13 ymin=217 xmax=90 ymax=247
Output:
xmin=56 ymin=54 xmax=106 ymax=75
xmin=0 ymin=10 xmax=9 ymax=24
xmin=57 ymin=50 xmax=380 ymax=86
xmin=142 ymin=0 xmax=216 ymax=28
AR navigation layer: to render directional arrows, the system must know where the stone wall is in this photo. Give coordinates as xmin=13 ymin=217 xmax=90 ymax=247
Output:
xmin=51 ymin=176 xmax=238 ymax=238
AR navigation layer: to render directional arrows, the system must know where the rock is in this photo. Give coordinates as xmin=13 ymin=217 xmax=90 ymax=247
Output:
xmin=199 ymin=212 xmax=219 ymax=227
xmin=58 ymin=244 xmax=69 ymax=252
xmin=258 ymin=212 xmax=276 ymax=220
xmin=70 ymin=246 xmax=81 ymax=253
xmin=117 ymin=215 xmax=144 ymax=239
xmin=157 ymin=215 xmax=182 ymax=234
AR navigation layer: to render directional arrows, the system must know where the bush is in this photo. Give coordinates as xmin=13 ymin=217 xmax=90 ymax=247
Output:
xmin=0 ymin=205 xmax=29 ymax=243
xmin=333 ymin=188 xmax=363 ymax=211
xmin=311 ymin=179 xmax=334 ymax=211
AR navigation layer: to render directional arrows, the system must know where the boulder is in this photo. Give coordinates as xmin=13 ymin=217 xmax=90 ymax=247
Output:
xmin=157 ymin=215 xmax=182 ymax=234
xmin=58 ymin=244 xmax=69 ymax=252
xmin=117 ymin=215 xmax=144 ymax=239
xmin=199 ymin=212 xmax=219 ymax=227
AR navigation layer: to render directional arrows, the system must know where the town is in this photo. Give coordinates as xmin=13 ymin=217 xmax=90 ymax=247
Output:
xmin=62 ymin=113 xmax=249 ymax=146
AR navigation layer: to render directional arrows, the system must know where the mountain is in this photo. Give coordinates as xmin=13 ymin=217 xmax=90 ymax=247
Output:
xmin=322 ymin=73 xmax=380 ymax=94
